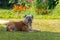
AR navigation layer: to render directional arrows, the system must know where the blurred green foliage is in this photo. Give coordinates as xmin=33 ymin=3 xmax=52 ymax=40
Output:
xmin=0 ymin=0 xmax=59 ymax=9
xmin=0 ymin=0 xmax=60 ymax=19
xmin=36 ymin=0 xmax=48 ymax=9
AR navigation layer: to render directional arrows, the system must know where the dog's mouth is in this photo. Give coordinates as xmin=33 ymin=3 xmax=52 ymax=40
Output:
xmin=28 ymin=21 xmax=32 ymax=23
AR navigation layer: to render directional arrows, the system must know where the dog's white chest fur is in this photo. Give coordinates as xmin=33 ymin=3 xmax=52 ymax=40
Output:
xmin=28 ymin=23 xmax=32 ymax=30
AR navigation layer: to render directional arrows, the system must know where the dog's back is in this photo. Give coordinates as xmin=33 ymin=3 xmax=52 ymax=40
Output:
xmin=6 ymin=21 xmax=29 ymax=32
xmin=14 ymin=21 xmax=28 ymax=31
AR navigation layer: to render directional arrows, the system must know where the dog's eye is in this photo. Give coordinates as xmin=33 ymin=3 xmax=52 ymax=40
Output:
xmin=26 ymin=17 xmax=28 ymax=18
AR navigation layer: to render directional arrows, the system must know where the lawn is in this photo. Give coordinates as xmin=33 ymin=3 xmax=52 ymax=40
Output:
xmin=0 ymin=19 xmax=60 ymax=40
xmin=0 ymin=1 xmax=60 ymax=40
xmin=0 ymin=27 xmax=60 ymax=40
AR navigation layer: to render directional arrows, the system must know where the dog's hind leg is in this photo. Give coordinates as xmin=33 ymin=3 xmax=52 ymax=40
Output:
xmin=6 ymin=23 xmax=16 ymax=32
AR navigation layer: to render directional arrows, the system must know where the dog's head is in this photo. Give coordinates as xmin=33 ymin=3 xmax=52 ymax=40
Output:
xmin=24 ymin=15 xmax=33 ymax=23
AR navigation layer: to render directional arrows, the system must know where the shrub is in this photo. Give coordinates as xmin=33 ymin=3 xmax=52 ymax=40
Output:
xmin=36 ymin=0 xmax=49 ymax=14
xmin=48 ymin=0 xmax=59 ymax=9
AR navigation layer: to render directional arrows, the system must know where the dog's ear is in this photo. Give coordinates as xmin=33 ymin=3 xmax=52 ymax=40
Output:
xmin=31 ymin=15 xmax=33 ymax=19
xmin=24 ymin=15 xmax=27 ymax=18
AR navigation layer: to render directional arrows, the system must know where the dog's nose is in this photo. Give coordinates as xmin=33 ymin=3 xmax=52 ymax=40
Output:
xmin=28 ymin=19 xmax=31 ymax=21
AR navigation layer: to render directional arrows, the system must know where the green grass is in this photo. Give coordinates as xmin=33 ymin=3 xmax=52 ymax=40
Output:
xmin=0 ymin=27 xmax=60 ymax=40
xmin=0 ymin=1 xmax=60 ymax=40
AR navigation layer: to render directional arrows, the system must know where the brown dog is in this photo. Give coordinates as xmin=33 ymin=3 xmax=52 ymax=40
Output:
xmin=6 ymin=21 xmax=29 ymax=32
xmin=6 ymin=15 xmax=33 ymax=32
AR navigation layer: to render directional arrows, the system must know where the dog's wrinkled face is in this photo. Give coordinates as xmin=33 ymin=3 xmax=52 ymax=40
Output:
xmin=24 ymin=15 xmax=33 ymax=23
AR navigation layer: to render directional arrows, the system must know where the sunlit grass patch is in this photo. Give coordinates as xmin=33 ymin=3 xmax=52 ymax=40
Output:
xmin=32 ymin=19 xmax=60 ymax=32
xmin=0 ymin=19 xmax=60 ymax=32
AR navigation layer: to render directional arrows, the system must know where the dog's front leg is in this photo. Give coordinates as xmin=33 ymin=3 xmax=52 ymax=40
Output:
xmin=28 ymin=23 xmax=32 ymax=31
